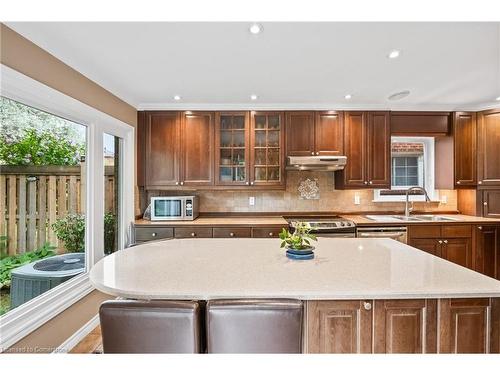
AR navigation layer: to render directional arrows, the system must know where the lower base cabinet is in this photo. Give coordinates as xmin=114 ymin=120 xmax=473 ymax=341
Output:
xmin=306 ymin=298 xmax=500 ymax=353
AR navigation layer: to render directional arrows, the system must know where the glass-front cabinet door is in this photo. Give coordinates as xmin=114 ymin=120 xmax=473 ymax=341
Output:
xmin=250 ymin=112 xmax=285 ymax=187
xmin=215 ymin=112 xmax=250 ymax=185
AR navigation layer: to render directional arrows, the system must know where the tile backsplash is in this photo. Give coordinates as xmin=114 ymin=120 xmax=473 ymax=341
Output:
xmin=141 ymin=171 xmax=458 ymax=214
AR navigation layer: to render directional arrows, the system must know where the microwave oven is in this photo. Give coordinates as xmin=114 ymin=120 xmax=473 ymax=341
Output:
xmin=150 ymin=196 xmax=199 ymax=221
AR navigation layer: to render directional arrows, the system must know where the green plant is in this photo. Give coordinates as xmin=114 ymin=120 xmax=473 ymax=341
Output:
xmin=52 ymin=213 xmax=116 ymax=254
xmin=279 ymin=222 xmax=317 ymax=250
xmin=52 ymin=214 xmax=85 ymax=252
xmin=0 ymin=243 xmax=56 ymax=289
xmin=0 ymin=235 xmax=8 ymax=260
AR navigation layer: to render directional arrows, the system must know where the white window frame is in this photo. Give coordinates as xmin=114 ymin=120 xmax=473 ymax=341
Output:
xmin=373 ymin=136 xmax=438 ymax=202
xmin=0 ymin=64 xmax=135 ymax=351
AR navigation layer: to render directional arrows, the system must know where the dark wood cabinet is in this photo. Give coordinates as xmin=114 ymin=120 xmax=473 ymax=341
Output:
xmin=439 ymin=298 xmax=492 ymax=353
xmin=481 ymin=189 xmax=500 ymax=218
xmin=306 ymin=300 xmax=372 ymax=353
xmin=474 ymin=225 xmax=499 ymax=279
xmin=181 ymin=112 xmax=214 ymax=186
xmin=408 ymin=225 xmax=473 ymax=269
xmin=285 ymin=111 xmax=344 ymax=157
xmin=336 ymin=111 xmax=390 ymax=189
xmin=391 ymin=111 xmax=451 ymax=135
xmin=454 ymin=112 xmax=477 ymax=187
xmin=285 ymin=111 xmax=315 ymax=156
xmin=145 ymin=112 xmax=181 ymax=187
xmin=314 ymin=111 xmax=344 ymax=155
xmin=250 ymin=112 xmax=285 ymax=187
xmin=367 ymin=111 xmax=391 ymax=187
xmin=478 ymin=109 xmax=500 ymax=186
xmin=373 ymin=299 xmax=437 ymax=353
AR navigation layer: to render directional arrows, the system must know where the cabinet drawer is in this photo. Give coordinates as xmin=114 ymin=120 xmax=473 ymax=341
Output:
xmin=252 ymin=227 xmax=285 ymax=238
xmin=213 ymin=227 xmax=252 ymax=238
xmin=174 ymin=227 xmax=213 ymax=238
xmin=135 ymin=227 xmax=174 ymax=241
xmin=442 ymin=225 xmax=471 ymax=238
xmin=408 ymin=225 xmax=441 ymax=239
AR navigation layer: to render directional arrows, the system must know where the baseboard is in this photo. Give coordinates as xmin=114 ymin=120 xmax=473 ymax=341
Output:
xmin=52 ymin=314 xmax=100 ymax=354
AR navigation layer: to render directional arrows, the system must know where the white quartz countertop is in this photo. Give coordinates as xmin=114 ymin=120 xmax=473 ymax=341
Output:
xmin=89 ymin=238 xmax=500 ymax=300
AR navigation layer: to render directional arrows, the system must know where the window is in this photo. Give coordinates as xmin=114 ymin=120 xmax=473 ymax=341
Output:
xmin=0 ymin=64 xmax=135 ymax=350
xmin=374 ymin=136 xmax=436 ymax=202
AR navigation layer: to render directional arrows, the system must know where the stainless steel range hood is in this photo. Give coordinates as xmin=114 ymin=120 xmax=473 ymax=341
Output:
xmin=286 ymin=156 xmax=347 ymax=171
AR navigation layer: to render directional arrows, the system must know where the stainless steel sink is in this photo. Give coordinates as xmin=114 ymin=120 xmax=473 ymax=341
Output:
xmin=364 ymin=214 xmax=458 ymax=222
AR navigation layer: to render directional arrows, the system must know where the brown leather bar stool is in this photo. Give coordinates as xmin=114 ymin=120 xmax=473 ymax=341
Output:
xmin=99 ymin=300 xmax=201 ymax=353
xmin=206 ymin=299 xmax=303 ymax=353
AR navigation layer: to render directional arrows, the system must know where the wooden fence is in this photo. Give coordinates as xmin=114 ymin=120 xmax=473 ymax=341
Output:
xmin=0 ymin=165 xmax=115 ymax=255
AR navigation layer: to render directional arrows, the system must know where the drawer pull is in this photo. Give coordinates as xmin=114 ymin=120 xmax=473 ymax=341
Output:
xmin=484 ymin=201 xmax=488 ymax=206
xmin=478 ymin=226 xmax=483 ymax=230
xmin=229 ymin=232 xmax=235 ymax=237
xmin=363 ymin=302 xmax=372 ymax=311
xmin=269 ymin=232 xmax=274 ymax=237
xmin=191 ymin=232 xmax=196 ymax=237
xmin=456 ymin=181 xmax=460 ymax=184
xmin=478 ymin=181 xmax=483 ymax=184
xmin=438 ymin=240 xmax=443 ymax=244
xmin=443 ymin=240 xmax=448 ymax=244
xmin=151 ymin=232 xmax=157 ymax=237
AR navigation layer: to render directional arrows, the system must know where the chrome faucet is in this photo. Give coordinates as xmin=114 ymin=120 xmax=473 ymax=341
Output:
xmin=405 ymin=186 xmax=431 ymax=217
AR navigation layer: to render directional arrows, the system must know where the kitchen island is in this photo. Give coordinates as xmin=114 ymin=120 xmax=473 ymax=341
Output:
xmin=90 ymin=238 xmax=500 ymax=353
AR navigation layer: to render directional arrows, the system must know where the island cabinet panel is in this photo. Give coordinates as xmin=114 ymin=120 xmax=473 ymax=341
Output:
xmin=306 ymin=300 xmax=372 ymax=353
xmin=145 ymin=112 xmax=181 ymax=187
xmin=474 ymin=225 xmax=499 ymax=279
xmin=181 ymin=112 xmax=214 ymax=186
xmin=438 ymin=299 xmax=493 ymax=353
xmin=453 ymin=112 xmax=477 ymax=187
xmin=314 ymin=111 xmax=344 ymax=156
xmin=285 ymin=112 xmax=315 ymax=156
xmin=477 ymin=109 xmax=500 ymax=186
xmin=373 ymin=300 xmax=437 ymax=353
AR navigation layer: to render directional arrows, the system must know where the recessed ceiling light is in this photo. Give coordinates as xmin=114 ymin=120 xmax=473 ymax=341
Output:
xmin=388 ymin=90 xmax=410 ymax=101
xmin=250 ymin=94 xmax=258 ymax=101
xmin=344 ymin=94 xmax=352 ymax=100
xmin=249 ymin=23 xmax=263 ymax=35
xmin=496 ymin=96 xmax=500 ymax=101
xmin=388 ymin=50 xmax=400 ymax=59
xmin=173 ymin=95 xmax=181 ymax=101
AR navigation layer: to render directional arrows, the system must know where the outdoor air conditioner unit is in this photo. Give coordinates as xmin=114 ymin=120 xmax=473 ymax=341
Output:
xmin=10 ymin=252 xmax=85 ymax=309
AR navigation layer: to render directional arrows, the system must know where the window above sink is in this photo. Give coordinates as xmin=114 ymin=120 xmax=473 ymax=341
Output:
xmin=373 ymin=136 xmax=438 ymax=202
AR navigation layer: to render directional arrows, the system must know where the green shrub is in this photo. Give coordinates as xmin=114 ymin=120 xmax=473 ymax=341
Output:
xmin=0 ymin=243 xmax=56 ymax=289
xmin=52 ymin=213 xmax=116 ymax=254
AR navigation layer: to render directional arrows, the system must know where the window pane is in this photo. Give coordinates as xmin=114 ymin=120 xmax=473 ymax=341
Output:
xmin=104 ymin=133 xmax=121 ymax=255
xmin=0 ymin=96 xmax=86 ymax=316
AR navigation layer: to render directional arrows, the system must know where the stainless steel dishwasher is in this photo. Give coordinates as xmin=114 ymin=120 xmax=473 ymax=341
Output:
xmin=356 ymin=227 xmax=407 ymax=243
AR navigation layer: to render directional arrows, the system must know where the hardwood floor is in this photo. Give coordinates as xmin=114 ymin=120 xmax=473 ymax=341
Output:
xmin=70 ymin=325 xmax=103 ymax=354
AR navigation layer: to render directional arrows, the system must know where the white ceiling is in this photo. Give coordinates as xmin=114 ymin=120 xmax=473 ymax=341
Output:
xmin=6 ymin=22 xmax=500 ymax=110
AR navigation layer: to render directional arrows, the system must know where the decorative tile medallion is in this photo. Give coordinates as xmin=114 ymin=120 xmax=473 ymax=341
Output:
xmin=298 ymin=178 xmax=320 ymax=200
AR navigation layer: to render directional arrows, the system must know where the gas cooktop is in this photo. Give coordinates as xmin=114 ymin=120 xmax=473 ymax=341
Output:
xmin=286 ymin=216 xmax=356 ymax=232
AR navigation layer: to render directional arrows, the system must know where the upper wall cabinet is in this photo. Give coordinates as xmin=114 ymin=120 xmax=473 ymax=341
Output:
xmin=477 ymin=109 xmax=500 ymax=186
xmin=250 ymin=112 xmax=286 ymax=187
xmin=391 ymin=112 xmax=451 ymax=135
xmin=453 ymin=112 xmax=477 ymax=187
xmin=335 ymin=111 xmax=390 ymax=189
xmin=141 ymin=111 xmax=215 ymax=188
xmin=285 ymin=111 xmax=344 ymax=156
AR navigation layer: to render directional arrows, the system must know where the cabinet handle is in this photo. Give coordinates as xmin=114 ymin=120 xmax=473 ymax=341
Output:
xmin=316 ymin=152 xmax=319 ymax=155
xmin=246 ymin=182 xmax=250 ymax=185
xmin=443 ymin=240 xmax=448 ymax=244
xmin=180 ymin=181 xmax=184 ymax=186
xmin=478 ymin=181 xmax=482 ymax=184
xmin=250 ymin=181 xmax=254 ymax=185
xmin=438 ymin=240 xmax=443 ymax=244
xmin=268 ymin=232 xmax=274 ymax=237
xmin=478 ymin=226 xmax=483 ymax=230
xmin=369 ymin=181 xmax=373 ymax=185
xmin=175 ymin=182 xmax=179 ymax=185
xmin=363 ymin=302 xmax=372 ymax=311
xmin=151 ymin=232 xmax=157 ymax=237
xmin=191 ymin=232 xmax=196 ymax=237
xmin=311 ymin=152 xmax=314 ymax=155
xmin=484 ymin=201 xmax=488 ymax=206
xmin=364 ymin=181 xmax=368 ymax=185
xmin=456 ymin=181 xmax=461 ymax=184
xmin=229 ymin=232 xmax=235 ymax=237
